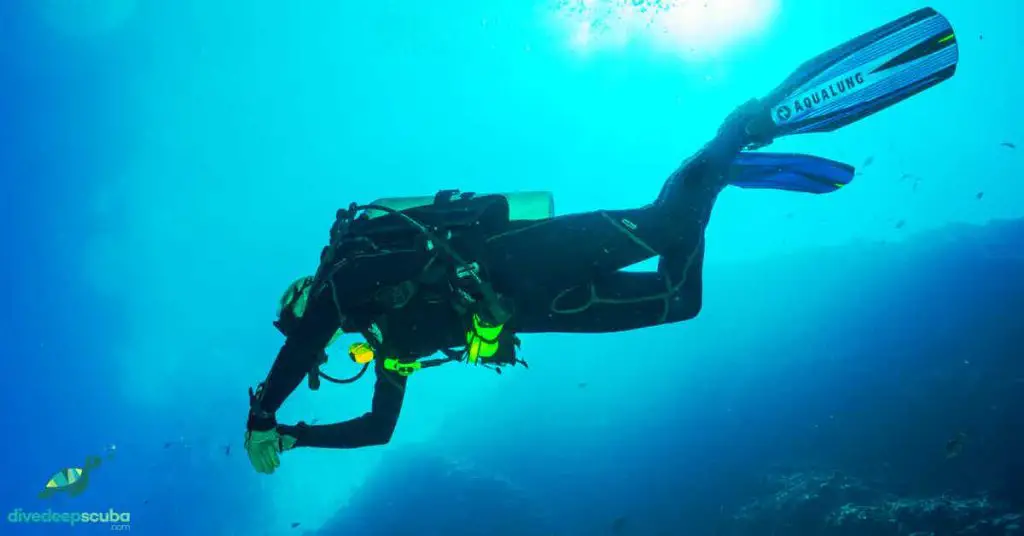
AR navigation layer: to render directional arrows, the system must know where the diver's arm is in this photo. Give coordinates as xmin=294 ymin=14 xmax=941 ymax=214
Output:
xmin=250 ymin=247 xmax=435 ymax=430
xmin=249 ymin=292 xmax=340 ymax=430
xmin=278 ymin=361 xmax=408 ymax=448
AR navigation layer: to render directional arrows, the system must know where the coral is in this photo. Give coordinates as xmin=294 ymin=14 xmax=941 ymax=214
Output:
xmin=727 ymin=470 xmax=1022 ymax=536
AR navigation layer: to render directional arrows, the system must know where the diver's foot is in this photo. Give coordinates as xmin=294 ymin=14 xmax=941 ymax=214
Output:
xmin=719 ymin=99 xmax=775 ymax=149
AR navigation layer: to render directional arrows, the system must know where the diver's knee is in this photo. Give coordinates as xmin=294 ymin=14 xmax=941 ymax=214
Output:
xmin=366 ymin=433 xmax=393 ymax=447
xmin=667 ymin=294 xmax=702 ymax=322
xmin=366 ymin=419 xmax=398 ymax=446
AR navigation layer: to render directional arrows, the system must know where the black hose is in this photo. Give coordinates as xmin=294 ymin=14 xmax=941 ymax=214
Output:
xmin=317 ymin=363 xmax=370 ymax=385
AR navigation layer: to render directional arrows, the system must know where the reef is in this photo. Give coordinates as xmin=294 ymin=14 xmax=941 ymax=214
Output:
xmin=728 ymin=470 xmax=1023 ymax=536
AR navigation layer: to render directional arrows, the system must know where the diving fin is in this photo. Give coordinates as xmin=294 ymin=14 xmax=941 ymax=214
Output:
xmin=751 ymin=7 xmax=958 ymax=143
xmin=728 ymin=152 xmax=855 ymax=194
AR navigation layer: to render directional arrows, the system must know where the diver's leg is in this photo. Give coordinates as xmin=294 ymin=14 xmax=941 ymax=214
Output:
xmin=484 ymin=172 xmax=719 ymax=322
xmin=483 ymin=206 xmax=670 ymax=295
xmin=654 ymin=98 xmax=765 ymax=208
xmin=484 ymin=102 xmax=766 ymax=330
xmin=513 ymin=242 xmax=707 ymax=334
xmin=484 ymin=101 xmax=754 ymax=298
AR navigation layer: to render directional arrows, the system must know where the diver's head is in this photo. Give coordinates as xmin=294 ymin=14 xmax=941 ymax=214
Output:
xmin=274 ymin=276 xmax=314 ymax=336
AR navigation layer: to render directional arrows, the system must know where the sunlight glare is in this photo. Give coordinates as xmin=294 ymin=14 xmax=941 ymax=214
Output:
xmin=554 ymin=0 xmax=779 ymax=56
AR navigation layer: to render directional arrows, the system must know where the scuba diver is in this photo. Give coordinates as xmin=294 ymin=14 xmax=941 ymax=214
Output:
xmin=244 ymin=8 xmax=959 ymax=474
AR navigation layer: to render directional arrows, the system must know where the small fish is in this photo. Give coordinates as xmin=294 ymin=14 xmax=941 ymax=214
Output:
xmin=163 ymin=442 xmax=173 ymax=449
xmin=291 ymin=522 xmax=301 ymax=529
xmin=979 ymin=34 xmax=984 ymax=40
xmin=578 ymin=382 xmax=588 ymax=389
xmin=862 ymin=156 xmax=875 ymax=167
xmin=1001 ymin=141 xmax=1016 ymax=149
xmin=976 ymin=191 xmax=984 ymax=200
xmin=946 ymin=432 xmax=967 ymax=458
xmin=895 ymin=220 xmax=906 ymax=229
xmin=899 ymin=173 xmax=923 ymax=191
xmin=224 ymin=445 xmax=231 ymax=456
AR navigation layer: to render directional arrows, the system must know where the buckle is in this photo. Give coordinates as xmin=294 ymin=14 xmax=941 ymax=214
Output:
xmin=383 ymin=358 xmax=421 ymax=377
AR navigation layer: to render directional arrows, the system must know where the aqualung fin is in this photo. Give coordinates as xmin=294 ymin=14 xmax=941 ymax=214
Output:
xmin=754 ymin=7 xmax=958 ymax=141
xmin=728 ymin=152 xmax=855 ymax=194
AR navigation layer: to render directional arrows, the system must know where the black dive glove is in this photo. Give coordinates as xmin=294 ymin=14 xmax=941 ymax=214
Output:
xmin=244 ymin=385 xmax=297 ymax=474
xmin=247 ymin=385 xmax=277 ymax=432
xmin=247 ymin=410 xmax=277 ymax=432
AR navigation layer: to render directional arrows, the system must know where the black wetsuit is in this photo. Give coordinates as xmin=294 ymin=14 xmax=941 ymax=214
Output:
xmin=250 ymin=101 xmax=765 ymax=449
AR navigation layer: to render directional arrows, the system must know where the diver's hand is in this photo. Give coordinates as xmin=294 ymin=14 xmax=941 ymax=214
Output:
xmin=245 ymin=403 xmax=296 ymax=474
xmin=244 ymin=428 xmax=298 ymax=475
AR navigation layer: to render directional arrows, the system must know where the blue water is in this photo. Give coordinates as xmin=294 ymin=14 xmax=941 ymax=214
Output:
xmin=2 ymin=1 xmax=1022 ymax=535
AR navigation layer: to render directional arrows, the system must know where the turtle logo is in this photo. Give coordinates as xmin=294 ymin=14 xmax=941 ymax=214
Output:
xmin=38 ymin=456 xmax=103 ymax=499
xmin=775 ymin=105 xmax=793 ymax=123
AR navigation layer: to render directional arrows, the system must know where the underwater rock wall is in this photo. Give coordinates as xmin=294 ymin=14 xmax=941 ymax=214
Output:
xmin=726 ymin=470 xmax=1022 ymax=536
xmin=312 ymin=445 xmax=557 ymax=536
xmin=705 ymin=218 xmax=1024 ymax=496
xmin=672 ymin=218 xmax=1024 ymax=536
